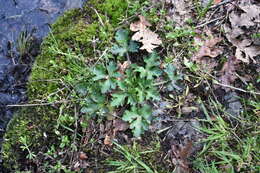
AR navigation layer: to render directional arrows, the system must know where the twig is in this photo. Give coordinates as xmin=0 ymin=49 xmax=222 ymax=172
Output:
xmin=209 ymin=0 xmax=235 ymax=9
xmin=214 ymin=82 xmax=260 ymax=95
xmin=195 ymin=16 xmax=225 ymax=28
xmin=91 ymin=7 xmax=105 ymax=27
xmin=5 ymin=99 xmax=82 ymax=108
xmin=70 ymin=105 xmax=79 ymax=165
xmin=115 ymin=5 xmax=156 ymax=30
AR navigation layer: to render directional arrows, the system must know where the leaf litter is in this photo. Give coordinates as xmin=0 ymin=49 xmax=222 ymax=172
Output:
xmin=147 ymin=0 xmax=259 ymax=172
xmin=224 ymin=0 xmax=260 ymax=63
xmin=60 ymin=0 xmax=260 ymax=172
xmin=217 ymin=56 xmax=240 ymax=91
xmin=192 ymin=30 xmax=223 ymax=71
xmin=130 ymin=15 xmax=162 ymax=53
xmin=108 ymin=0 xmax=259 ymax=172
xmin=165 ymin=0 xmax=193 ymax=26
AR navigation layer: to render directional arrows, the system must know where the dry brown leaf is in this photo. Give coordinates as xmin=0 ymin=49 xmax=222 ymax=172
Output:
xmin=118 ymin=61 xmax=130 ymax=75
xmin=104 ymin=134 xmax=112 ymax=146
xmin=193 ymin=37 xmax=223 ymax=60
xmin=192 ymin=36 xmax=222 ymax=71
xmin=224 ymin=1 xmax=260 ymax=63
xmin=229 ymin=11 xmax=255 ymax=28
xmin=238 ymin=4 xmax=260 ymax=20
xmin=171 ymin=140 xmax=193 ymax=173
xmin=214 ymin=0 xmax=221 ymax=4
xmin=79 ymin=152 xmax=88 ymax=160
xmin=218 ymin=56 xmax=240 ymax=91
xmin=130 ymin=15 xmax=162 ymax=53
xmin=130 ymin=15 xmax=151 ymax=31
xmin=225 ymin=28 xmax=260 ymax=63
xmin=165 ymin=0 xmax=193 ymax=27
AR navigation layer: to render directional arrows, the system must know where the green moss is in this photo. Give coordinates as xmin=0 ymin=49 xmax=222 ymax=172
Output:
xmin=97 ymin=0 xmax=128 ymax=25
xmin=2 ymin=0 xmax=136 ymax=170
xmin=2 ymin=0 xmax=169 ymax=171
xmin=2 ymin=106 xmax=58 ymax=169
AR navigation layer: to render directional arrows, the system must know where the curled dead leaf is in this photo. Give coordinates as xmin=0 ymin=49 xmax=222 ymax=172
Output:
xmin=224 ymin=1 xmax=260 ymax=63
xmin=192 ymin=37 xmax=223 ymax=61
xmin=217 ymin=56 xmax=240 ymax=91
xmin=130 ymin=15 xmax=162 ymax=53
xmin=192 ymin=35 xmax=222 ymax=71
xmin=130 ymin=15 xmax=151 ymax=31
xmin=113 ymin=119 xmax=129 ymax=132
xmin=104 ymin=134 xmax=113 ymax=146
xmin=79 ymin=152 xmax=88 ymax=160
xmin=118 ymin=61 xmax=130 ymax=75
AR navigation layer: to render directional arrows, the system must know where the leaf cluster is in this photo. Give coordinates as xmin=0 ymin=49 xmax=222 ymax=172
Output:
xmin=75 ymin=30 xmax=182 ymax=137
xmin=112 ymin=54 xmax=161 ymax=107
xmin=77 ymin=53 xmax=161 ymax=136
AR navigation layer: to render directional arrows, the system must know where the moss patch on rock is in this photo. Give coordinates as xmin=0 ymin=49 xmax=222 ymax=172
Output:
xmin=2 ymin=0 xmax=165 ymax=171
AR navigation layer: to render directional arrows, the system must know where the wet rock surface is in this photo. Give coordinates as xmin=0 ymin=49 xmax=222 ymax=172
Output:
xmin=0 ymin=0 xmax=85 ymax=154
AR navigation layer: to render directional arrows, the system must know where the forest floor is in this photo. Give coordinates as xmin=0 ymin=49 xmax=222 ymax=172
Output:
xmin=2 ymin=0 xmax=259 ymax=172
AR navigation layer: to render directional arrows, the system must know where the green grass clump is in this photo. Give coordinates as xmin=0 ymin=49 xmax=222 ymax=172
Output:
xmin=193 ymin=98 xmax=260 ymax=172
xmin=106 ymin=136 xmax=171 ymax=173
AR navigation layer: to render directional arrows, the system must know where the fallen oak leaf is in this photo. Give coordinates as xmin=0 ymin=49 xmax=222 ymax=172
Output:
xmin=192 ymin=36 xmax=222 ymax=71
xmin=217 ymin=56 xmax=240 ymax=92
xmin=130 ymin=15 xmax=151 ymax=31
xmin=130 ymin=15 xmax=162 ymax=53
xmin=224 ymin=26 xmax=259 ymax=63
xmin=235 ymin=41 xmax=260 ymax=64
xmin=133 ymin=29 xmax=162 ymax=53
xmin=113 ymin=119 xmax=129 ymax=136
xmin=223 ymin=1 xmax=260 ymax=63
xmin=192 ymin=37 xmax=223 ymax=61
xmin=229 ymin=11 xmax=255 ymax=28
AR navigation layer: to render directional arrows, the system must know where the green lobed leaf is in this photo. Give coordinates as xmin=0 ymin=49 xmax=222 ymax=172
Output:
xmin=115 ymin=29 xmax=129 ymax=45
xmin=128 ymin=40 xmax=139 ymax=53
xmin=111 ymin=92 xmax=128 ymax=107
xmin=111 ymin=29 xmax=139 ymax=57
xmin=107 ymin=62 xmax=121 ymax=78
xmin=101 ymin=79 xmax=113 ymax=93
xmin=130 ymin=116 xmax=143 ymax=137
xmin=134 ymin=52 xmax=162 ymax=80
xmin=92 ymin=65 xmax=107 ymax=81
xmin=164 ymin=64 xmax=182 ymax=81
xmin=111 ymin=44 xmax=127 ymax=57
xmin=122 ymin=105 xmax=152 ymax=137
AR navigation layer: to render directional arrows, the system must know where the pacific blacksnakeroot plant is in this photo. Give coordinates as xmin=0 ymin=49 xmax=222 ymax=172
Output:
xmin=77 ymin=29 xmax=181 ymax=137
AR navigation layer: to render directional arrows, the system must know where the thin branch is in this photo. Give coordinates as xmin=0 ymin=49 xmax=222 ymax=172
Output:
xmin=5 ymin=99 xmax=83 ymax=108
xmin=91 ymin=7 xmax=105 ymax=27
xmin=195 ymin=16 xmax=225 ymax=28
xmin=214 ymin=82 xmax=260 ymax=95
xmin=209 ymin=0 xmax=236 ymax=9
